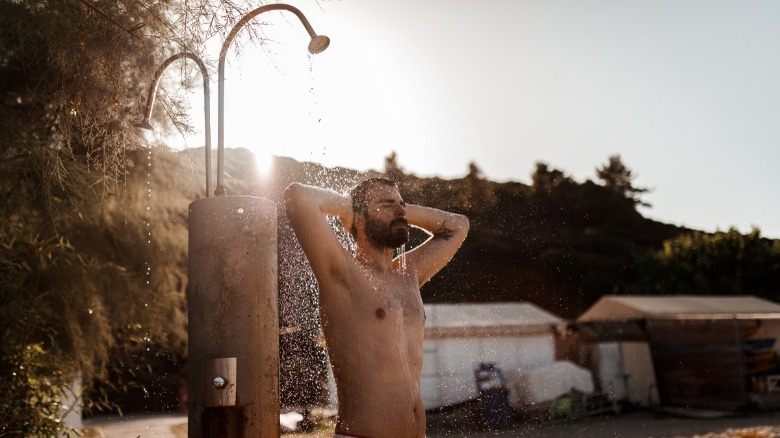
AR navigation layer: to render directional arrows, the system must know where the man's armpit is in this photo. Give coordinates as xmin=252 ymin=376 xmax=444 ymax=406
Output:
xmin=329 ymin=264 xmax=350 ymax=287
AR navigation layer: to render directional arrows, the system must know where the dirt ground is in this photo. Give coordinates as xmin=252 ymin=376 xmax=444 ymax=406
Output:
xmin=272 ymin=408 xmax=780 ymax=438
xmin=83 ymin=408 xmax=780 ymax=437
xmin=423 ymin=408 xmax=780 ymax=438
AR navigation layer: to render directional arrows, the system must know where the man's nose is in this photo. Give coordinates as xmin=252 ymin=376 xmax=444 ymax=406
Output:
xmin=395 ymin=204 xmax=406 ymax=215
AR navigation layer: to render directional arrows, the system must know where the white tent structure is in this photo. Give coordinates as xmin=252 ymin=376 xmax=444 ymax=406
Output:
xmin=578 ymin=295 xmax=780 ymax=410
xmin=579 ymin=295 xmax=780 ymax=322
xmin=421 ymin=302 xmax=566 ymax=410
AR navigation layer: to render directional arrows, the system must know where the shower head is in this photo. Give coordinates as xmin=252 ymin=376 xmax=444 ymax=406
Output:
xmin=308 ymin=35 xmax=330 ymax=54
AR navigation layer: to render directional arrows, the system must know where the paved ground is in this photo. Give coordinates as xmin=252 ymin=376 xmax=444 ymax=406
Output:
xmin=82 ymin=414 xmax=187 ymax=438
xmin=82 ymin=409 xmax=780 ymax=437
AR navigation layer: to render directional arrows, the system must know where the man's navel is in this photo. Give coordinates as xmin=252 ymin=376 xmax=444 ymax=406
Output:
xmin=375 ymin=307 xmax=386 ymax=319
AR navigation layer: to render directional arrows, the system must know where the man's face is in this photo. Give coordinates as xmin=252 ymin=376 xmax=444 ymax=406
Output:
xmin=361 ymin=185 xmax=409 ymax=249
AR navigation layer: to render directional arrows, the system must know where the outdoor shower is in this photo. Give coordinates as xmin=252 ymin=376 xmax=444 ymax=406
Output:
xmin=136 ymin=4 xmax=328 ymax=436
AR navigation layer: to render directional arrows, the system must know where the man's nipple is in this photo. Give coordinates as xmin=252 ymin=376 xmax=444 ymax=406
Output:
xmin=375 ymin=307 xmax=386 ymax=319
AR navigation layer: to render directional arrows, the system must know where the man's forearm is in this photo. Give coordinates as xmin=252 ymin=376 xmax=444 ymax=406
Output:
xmin=405 ymin=205 xmax=468 ymax=240
xmin=284 ymin=183 xmax=351 ymax=220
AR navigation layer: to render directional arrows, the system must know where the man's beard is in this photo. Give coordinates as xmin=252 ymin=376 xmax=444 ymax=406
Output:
xmin=364 ymin=215 xmax=409 ymax=248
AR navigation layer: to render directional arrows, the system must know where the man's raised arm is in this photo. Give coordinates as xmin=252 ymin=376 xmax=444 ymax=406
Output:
xmin=403 ymin=205 xmax=469 ymax=286
xmin=284 ymin=183 xmax=353 ymax=283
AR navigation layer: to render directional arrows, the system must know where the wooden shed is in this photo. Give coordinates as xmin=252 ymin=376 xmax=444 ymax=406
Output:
xmin=577 ymin=295 xmax=780 ymax=410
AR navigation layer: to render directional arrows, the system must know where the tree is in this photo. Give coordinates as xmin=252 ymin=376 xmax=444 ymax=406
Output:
xmin=383 ymin=151 xmax=405 ymax=183
xmin=0 ymin=0 xmax=268 ymax=432
xmin=628 ymin=228 xmax=780 ymax=299
xmin=531 ymin=162 xmax=573 ymax=195
xmin=0 ymin=0 xmax=176 ymax=431
xmin=459 ymin=161 xmax=496 ymax=213
xmin=595 ymin=154 xmax=650 ymax=206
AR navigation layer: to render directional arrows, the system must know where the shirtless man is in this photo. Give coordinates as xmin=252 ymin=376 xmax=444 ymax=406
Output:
xmin=284 ymin=178 xmax=469 ymax=438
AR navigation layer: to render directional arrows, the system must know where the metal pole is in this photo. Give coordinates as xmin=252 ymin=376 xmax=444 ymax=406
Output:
xmin=215 ymin=3 xmax=329 ymax=196
xmin=135 ymin=52 xmax=213 ymax=197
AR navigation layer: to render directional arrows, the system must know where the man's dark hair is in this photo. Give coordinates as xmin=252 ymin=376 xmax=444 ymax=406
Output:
xmin=348 ymin=177 xmax=397 ymax=237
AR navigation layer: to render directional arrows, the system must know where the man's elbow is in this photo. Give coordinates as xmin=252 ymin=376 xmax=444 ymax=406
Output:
xmin=453 ymin=213 xmax=470 ymax=235
xmin=283 ymin=183 xmax=304 ymax=214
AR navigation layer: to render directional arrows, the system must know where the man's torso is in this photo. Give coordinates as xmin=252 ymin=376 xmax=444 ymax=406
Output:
xmin=318 ymin=257 xmax=426 ymax=438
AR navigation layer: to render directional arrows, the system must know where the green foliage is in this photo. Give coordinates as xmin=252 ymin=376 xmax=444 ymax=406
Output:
xmin=0 ymin=233 xmax=95 ymax=436
xmin=0 ymin=343 xmax=74 ymax=437
xmin=628 ymin=228 xmax=780 ymax=298
xmin=1 ymin=234 xmax=111 ymax=374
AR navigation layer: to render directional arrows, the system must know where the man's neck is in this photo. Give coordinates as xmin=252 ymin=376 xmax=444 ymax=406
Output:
xmin=355 ymin=239 xmax=396 ymax=273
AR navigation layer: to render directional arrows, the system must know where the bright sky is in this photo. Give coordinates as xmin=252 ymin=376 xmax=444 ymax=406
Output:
xmin=171 ymin=0 xmax=780 ymax=238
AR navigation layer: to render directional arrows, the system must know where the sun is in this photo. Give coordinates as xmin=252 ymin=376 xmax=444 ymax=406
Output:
xmin=253 ymin=151 xmax=274 ymax=176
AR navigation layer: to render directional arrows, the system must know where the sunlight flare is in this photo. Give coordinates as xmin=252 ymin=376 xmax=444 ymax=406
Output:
xmin=254 ymin=151 xmax=274 ymax=176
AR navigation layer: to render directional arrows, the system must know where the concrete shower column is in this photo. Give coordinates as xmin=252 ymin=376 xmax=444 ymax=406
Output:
xmin=188 ymin=195 xmax=278 ymax=437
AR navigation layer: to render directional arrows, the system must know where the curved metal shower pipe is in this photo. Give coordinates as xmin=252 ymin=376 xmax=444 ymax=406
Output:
xmin=216 ymin=3 xmax=330 ymax=195
xmin=136 ymin=52 xmax=213 ymax=197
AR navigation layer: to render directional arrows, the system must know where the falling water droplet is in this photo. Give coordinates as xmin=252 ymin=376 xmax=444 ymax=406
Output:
xmin=398 ymin=244 xmax=407 ymax=273
xmin=143 ymin=149 xmax=153 ymax=293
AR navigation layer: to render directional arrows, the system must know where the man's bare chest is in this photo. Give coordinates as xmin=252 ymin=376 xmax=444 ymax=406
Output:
xmin=352 ymin=269 xmax=425 ymax=328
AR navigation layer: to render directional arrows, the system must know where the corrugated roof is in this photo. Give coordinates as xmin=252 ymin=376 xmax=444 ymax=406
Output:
xmin=424 ymin=302 xmax=565 ymax=328
xmin=578 ymin=295 xmax=780 ymax=322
